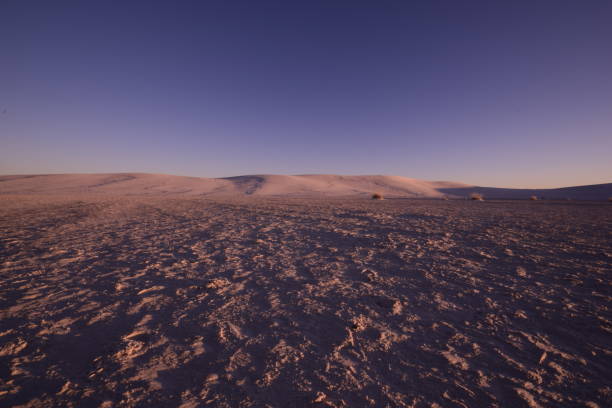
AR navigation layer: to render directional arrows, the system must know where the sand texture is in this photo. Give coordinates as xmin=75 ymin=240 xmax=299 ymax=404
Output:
xmin=0 ymin=195 xmax=611 ymax=407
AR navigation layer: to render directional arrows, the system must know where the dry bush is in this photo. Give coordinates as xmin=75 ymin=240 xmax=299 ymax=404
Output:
xmin=371 ymin=193 xmax=384 ymax=200
xmin=608 ymin=197 xmax=612 ymax=202
xmin=530 ymin=195 xmax=538 ymax=201
xmin=470 ymin=192 xmax=484 ymax=201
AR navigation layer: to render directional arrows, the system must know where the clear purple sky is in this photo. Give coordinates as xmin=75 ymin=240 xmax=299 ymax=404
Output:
xmin=1 ymin=1 xmax=611 ymax=188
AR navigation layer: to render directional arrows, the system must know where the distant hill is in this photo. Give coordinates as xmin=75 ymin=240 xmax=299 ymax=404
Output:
xmin=0 ymin=173 xmax=610 ymax=200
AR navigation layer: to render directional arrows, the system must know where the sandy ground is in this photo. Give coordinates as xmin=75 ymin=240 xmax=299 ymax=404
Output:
xmin=0 ymin=195 xmax=610 ymax=407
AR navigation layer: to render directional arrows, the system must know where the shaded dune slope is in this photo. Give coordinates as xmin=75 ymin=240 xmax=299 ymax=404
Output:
xmin=439 ymin=183 xmax=612 ymax=201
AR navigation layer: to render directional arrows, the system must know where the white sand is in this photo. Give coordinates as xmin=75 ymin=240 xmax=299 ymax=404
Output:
xmin=0 ymin=195 xmax=610 ymax=407
xmin=0 ymin=173 xmax=470 ymax=197
xmin=2 ymin=173 xmax=610 ymax=200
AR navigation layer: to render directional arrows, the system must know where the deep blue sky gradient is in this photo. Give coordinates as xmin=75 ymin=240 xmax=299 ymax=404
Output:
xmin=1 ymin=1 xmax=611 ymax=187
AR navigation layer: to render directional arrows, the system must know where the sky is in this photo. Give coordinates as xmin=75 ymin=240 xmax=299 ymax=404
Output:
xmin=1 ymin=1 xmax=611 ymax=188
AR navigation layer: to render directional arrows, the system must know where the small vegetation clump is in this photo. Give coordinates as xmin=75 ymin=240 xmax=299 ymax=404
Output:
xmin=371 ymin=193 xmax=384 ymax=200
xmin=608 ymin=197 xmax=612 ymax=203
xmin=470 ymin=192 xmax=484 ymax=201
xmin=530 ymin=195 xmax=538 ymax=201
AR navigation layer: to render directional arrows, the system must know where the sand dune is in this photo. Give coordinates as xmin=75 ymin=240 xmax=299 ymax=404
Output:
xmin=0 ymin=174 xmax=234 ymax=196
xmin=0 ymin=173 xmax=467 ymax=198
xmin=223 ymin=174 xmax=469 ymax=198
xmin=1 ymin=173 xmax=610 ymax=199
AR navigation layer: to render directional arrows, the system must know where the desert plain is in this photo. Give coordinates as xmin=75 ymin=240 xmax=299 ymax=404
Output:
xmin=0 ymin=176 xmax=611 ymax=407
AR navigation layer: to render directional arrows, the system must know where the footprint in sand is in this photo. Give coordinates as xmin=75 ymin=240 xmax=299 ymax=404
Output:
xmin=137 ymin=285 xmax=166 ymax=295
xmin=0 ymin=338 xmax=28 ymax=357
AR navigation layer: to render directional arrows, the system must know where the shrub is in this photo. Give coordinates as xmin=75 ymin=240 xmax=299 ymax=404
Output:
xmin=530 ymin=195 xmax=538 ymax=201
xmin=371 ymin=193 xmax=384 ymax=200
xmin=470 ymin=192 xmax=484 ymax=201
